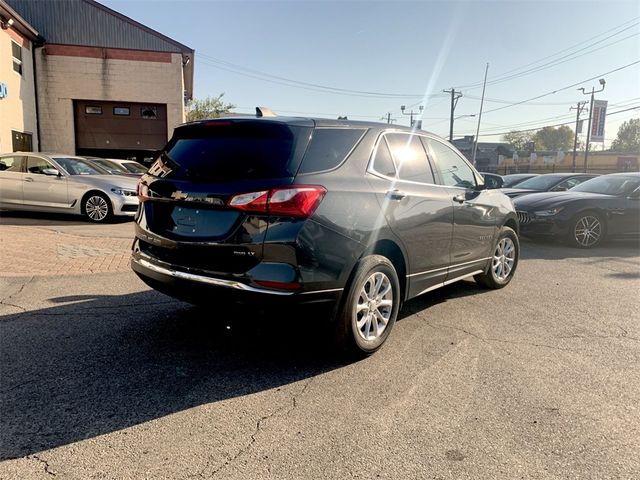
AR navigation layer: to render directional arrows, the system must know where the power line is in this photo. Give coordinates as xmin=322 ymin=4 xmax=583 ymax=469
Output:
xmin=456 ymin=105 xmax=640 ymax=137
xmin=196 ymin=17 xmax=638 ymax=100
xmin=456 ymin=17 xmax=640 ymax=89
xmin=480 ymin=60 xmax=640 ymax=115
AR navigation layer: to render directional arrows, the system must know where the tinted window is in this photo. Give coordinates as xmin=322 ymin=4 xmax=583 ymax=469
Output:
xmin=572 ymin=176 xmax=640 ymax=195
xmin=153 ymin=122 xmax=311 ymax=181
xmin=0 ymin=156 xmax=24 ymax=172
xmin=372 ymin=137 xmax=396 ymax=177
xmin=298 ymin=128 xmax=365 ymax=174
xmin=385 ymin=133 xmax=434 ymax=184
xmin=553 ymin=177 xmax=590 ymax=191
xmin=516 ymin=174 xmax=568 ymax=190
xmin=426 ymin=139 xmax=476 ymax=188
xmin=121 ymin=162 xmax=147 ymax=174
xmin=27 ymin=157 xmax=53 ymax=174
xmin=53 ymin=157 xmax=105 ymax=175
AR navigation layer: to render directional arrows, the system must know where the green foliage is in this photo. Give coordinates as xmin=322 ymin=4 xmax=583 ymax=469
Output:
xmin=533 ymin=125 xmax=574 ymax=152
xmin=502 ymin=130 xmax=534 ymax=151
xmin=611 ymin=118 xmax=640 ymax=153
xmin=186 ymin=93 xmax=235 ymax=122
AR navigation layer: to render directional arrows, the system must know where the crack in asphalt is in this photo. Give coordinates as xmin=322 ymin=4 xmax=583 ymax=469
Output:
xmin=29 ymin=454 xmax=56 ymax=477
xmin=0 ymin=276 xmax=33 ymax=313
xmin=197 ymin=377 xmax=315 ymax=479
xmin=424 ymin=319 xmax=579 ymax=354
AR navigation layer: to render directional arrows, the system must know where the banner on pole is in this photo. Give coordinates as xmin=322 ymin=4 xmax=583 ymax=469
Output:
xmin=590 ymin=100 xmax=607 ymax=142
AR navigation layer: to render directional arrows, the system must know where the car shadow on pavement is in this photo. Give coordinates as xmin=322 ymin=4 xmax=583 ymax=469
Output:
xmin=520 ymin=237 xmax=640 ymax=261
xmin=0 ymin=291 xmax=347 ymax=460
xmin=0 ymin=210 xmax=133 ymax=226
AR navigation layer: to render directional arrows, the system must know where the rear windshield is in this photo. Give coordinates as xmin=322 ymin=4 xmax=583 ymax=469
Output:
xmin=150 ymin=121 xmax=311 ymax=181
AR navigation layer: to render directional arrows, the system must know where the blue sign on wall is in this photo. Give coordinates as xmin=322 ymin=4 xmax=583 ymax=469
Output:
xmin=0 ymin=82 xmax=7 ymax=99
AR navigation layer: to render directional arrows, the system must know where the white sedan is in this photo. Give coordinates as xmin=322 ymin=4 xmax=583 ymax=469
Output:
xmin=0 ymin=152 xmax=139 ymax=222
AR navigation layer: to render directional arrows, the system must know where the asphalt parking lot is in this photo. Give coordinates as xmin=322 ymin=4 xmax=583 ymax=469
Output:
xmin=1 ymin=213 xmax=639 ymax=479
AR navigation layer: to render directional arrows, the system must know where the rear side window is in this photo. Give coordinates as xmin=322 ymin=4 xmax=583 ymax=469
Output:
xmin=385 ymin=133 xmax=435 ymax=184
xmin=152 ymin=121 xmax=311 ymax=181
xmin=426 ymin=138 xmax=476 ymax=189
xmin=298 ymin=128 xmax=365 ymax=174
xmin=0 ymin=156 xmax=24 ymax=172
xmin=372 ymin=137 xmax=396 ymax=177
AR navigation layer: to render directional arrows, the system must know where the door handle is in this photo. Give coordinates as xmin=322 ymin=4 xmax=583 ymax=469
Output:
xmin=25 ymin=177 xmax=34 ymax=183
xmin=453 ymin=194 xmax=465 ymax=204
xmin=386 ymin=189 xmax=406 ymax=200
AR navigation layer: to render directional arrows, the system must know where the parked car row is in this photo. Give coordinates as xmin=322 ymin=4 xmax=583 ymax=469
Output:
xmin=0 ymin=153 xmax=148 ymax=222
xmin=480 ymin=170 xmax=640 ymax=248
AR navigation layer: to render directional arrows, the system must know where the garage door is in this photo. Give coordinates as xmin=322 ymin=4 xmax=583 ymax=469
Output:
xmin=74 ymin=100 xmax=167 ymax=154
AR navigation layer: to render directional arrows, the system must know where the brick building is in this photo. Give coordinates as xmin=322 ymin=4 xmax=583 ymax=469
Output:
xmin=1 ymin=0 xmax=194 ymax=161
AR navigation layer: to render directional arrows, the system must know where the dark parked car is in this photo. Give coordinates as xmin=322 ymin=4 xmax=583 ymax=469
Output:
xmin=500 ymin=172 xmax=597 ymax=198
xmin=514 ymin=173 xmax=640 ymax=248
xmin=132 ymin=116 xmax=519 ymax=354
xmin=481 ymin=172 xmax=504 ymax=189
xmin=502 ymin=173 xmax=539 ymax=188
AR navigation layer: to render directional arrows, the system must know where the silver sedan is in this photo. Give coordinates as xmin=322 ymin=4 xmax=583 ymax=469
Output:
xmin=0 ymin=152 xmax=139 ymax=222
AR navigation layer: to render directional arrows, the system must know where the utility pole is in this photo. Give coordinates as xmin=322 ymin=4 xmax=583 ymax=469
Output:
xmin=400 ymin=105 xmax=423 ymax=128
xmin=570 ymin=101 xmax=588 ymax=173
xmin=579 ymin=78 xmax=606 ymax=173
xmin=443 ymin=88 xmax=463 ymax=141
xmin=382 ymin=112 xmax=396 ymax=124
xmin=471 ymin=63 xmax=489 ymax=166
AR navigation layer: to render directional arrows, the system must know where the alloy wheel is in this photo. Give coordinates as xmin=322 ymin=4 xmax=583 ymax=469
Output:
xmin=492 ymin=237 xmax=516 ymax=281
xmin=355 ymin=272 xmax=393 ymax=341
xmin=86 ymin=195 xmax=109 ymax=221
xmin=574 ymin=215 xmax=601 ymax=247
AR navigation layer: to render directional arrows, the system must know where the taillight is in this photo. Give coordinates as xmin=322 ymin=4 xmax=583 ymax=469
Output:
xmin=137 ymin=182 xmax=150 ymax=201
xmin=228 ymin=185 xmax=326 ymax=218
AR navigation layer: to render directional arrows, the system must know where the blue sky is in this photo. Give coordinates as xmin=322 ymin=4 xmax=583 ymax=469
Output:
xmin=102 ymin=0 xmax=639 ymax=145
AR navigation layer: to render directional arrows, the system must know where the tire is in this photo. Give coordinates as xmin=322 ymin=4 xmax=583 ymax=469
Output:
xmin=475 ymin=226 xmax=519 ymax=289
xmin=82 ymin=192 xmax=113 ymax=223
xmin=334 ymin=255 xmax=401 ymax=356
xmin=567 ymin=211 xmax=606 ymax=249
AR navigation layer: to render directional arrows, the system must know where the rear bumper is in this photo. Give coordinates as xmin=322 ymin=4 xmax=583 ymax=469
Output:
xmin=131 ymin=251 xmax=343 ymax=307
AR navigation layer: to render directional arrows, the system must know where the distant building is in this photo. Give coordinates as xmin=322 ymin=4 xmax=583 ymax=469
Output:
xmin=1 ymin=0 xmax=194 ymax=161
xmin=451 ymin=135 xmax=515 ymax=172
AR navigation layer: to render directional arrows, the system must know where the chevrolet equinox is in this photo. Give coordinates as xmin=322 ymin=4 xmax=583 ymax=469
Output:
xmin=132 ymin=115 xmax=519 ymax=354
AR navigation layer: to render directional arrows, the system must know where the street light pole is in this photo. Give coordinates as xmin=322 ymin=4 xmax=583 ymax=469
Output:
xmin=471 ymin=63 xmax=489 ymax=166
xmin=570 ymin=101 xmax=587 ymax=173
xmin=400 ymin=105 xmax=424 ymax=128
xmin=579 ymin=78 xmax=605 ymax=173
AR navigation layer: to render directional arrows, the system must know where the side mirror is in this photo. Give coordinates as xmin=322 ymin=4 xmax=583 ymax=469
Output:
xmin=42 ymin=168 xmax=61 ymax=176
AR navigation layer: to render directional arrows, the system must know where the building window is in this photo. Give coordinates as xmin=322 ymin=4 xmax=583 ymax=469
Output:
xmin=85 ymin=105 xmax=102 ymax=114
xmin=11 ymin=41 xmax=23 ymax=75
xmin=113 ymin=107 xmax=130 ymax=116
xmin=141 ymin=106 xmax=157 ymax=119
xmin=12 ymin=131 xmax=33 ymax=152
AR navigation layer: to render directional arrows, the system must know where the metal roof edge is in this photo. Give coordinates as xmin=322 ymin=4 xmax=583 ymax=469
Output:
xmin=86 ymin=0 xmax=194 ymax=54
xmin=0 ymin=0 xmax=40 ymax=41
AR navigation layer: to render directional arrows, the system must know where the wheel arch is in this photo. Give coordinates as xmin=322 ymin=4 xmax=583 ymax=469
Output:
xmin=80 ymin=189 xmax=113 ymax=215
xmin=363 ymin=238 xmax=408 ymax=302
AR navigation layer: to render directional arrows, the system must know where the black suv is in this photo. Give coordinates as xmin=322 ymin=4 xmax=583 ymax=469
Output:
xmin=132 ymin=115 xmax=519 ymax=354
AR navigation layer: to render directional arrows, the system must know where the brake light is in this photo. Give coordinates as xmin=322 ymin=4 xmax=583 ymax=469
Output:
xmin=137 ymin=182 xmax=151 ymax=201
xmin=228 ymin=185 xmax=327 ymax=218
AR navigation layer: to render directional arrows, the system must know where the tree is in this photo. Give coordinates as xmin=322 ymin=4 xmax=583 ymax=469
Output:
xmin=611 ymin=118 xmax=640 ymax=153
xmin=503 ymin=130 xmax=534 ymax=151
xmin=186 ymin=93 xmax=235 ymax=122
xmin=533 ymin=125 xmax=574 ymax=151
